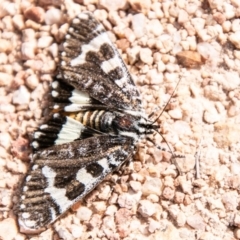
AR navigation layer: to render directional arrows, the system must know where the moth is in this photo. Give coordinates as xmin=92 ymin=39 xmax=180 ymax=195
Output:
xmin=18 ymin=12 xmax=161 ymax=234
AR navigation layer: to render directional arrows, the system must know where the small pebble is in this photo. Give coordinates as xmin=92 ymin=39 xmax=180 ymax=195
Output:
xmin=76 ymin=206 xmax=92 ymax=221
xmin=131 ymin=13 xmax=146 ymax=38
xmin=0 ymin=72 xmax=13 ymax=86
xmin=0 ymin=39 xmax=12 ymax=53
xmin=21 ymin=42 xmax=36 ymax=59
xmin=138 ymin=200 xmax=156 ymax=217
xmin=45 ymin=8 xmax=62 ymax=25
xmin=115 ymin=208 xmax=132 ymax=224
xmin=37 ymin=36 xmax=53 ymax=48
xmin=12 ymin=86 xmax=30 ymax=105
xmin=142 ymin=177 xmax=162 ymax=196
xmin=26 ymin=74 xmax=39 ymax=89
xmin=0 ymin=218 xmax=18 ymax=240
xmin=140 ymin=48 xmax=153 ymax=65
xmin=24 ymin=6 xmax=45 ymax=23
xmin=186 ymin=214 xmax=206 ymax=230
xmin=229 ymin=31 xmax=240 ymax=49
xmin=98 ymin=0 xmax=127 ymax=11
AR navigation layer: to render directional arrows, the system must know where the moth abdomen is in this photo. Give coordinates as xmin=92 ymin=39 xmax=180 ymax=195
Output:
xmin=66 ymin=110 xmax=114 ymax=132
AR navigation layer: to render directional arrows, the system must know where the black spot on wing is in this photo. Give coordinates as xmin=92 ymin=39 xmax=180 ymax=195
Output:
xmin=66 ymin=180 xmax=85 ymax=200
xmin=86 ymin=162 xmax=104 ymax=177
xmin=100 ymin=43 xmax=115 ymax=60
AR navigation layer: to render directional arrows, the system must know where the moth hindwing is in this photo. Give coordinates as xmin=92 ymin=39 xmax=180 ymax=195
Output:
xmin=18 ymin=12 xmax=157 ymax=234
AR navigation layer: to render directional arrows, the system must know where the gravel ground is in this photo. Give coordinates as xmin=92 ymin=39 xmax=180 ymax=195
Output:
xmin=0 ymin=0 xmax=240 ymax=239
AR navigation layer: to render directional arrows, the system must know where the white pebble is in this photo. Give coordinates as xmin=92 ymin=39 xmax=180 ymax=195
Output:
xmin=70 ymin=224 xmax=83 ymax=238
xmin=0 ymin=1 xmax=18 ymax=18
xmin=92 ymin=201 xmax=107 ymax=213
xmin=208 ymin=0 xmax=223 ymax=8
xmin=191 ymin=18 xmax=205 ymax=31
xmin=231 ymin=0 xmax=240 ymax=7
xmin=147 ymin=69 xmax=163 ymax=85
xmin=0 ymin=39 xmax=12 ymax=53
xmin=98 ymin=0 xmax=127 ymax=11
xmin=0 ymin=72 xmax=13 ymax=86
xmin=105 ymin=205 xmax=118 ymax=216
xmin=178 ymin=9 xmax=189 ymax=24
xmin=176 ymin=212 xmax=186 ymax=227
xmin=140 ymin=48 xmax=153 ymax=64
xmin=98 ymin=185 xmax=111 ymax=200
xmin=21 ymin=42 xmax=36 ymax=59
xmin=0 ymin=132 xmax=11 ymax=149
xmin=26 ymin=74 xmax=39 ymax=89
xmin=22 ymin=28 xmax=35 ymax=41
xmin=222 ymin=191 xmax=238 ymax=211
xmin=93 ymin=9 xmax=108 ymax=21
xmin=234 ymin=214 xmax=240 ymax=228
xmin=157 ymin=61 xmax=166 ymax=72
xmin=168 ymin=109 xmax=182 ymax=119
xmin=197 ymin=42 xmax=219 ymax=61
xmin=186 ymin=214 xmax=206 ymax=230
xmin=37 ymin=36 xmax=53 ymax=48
xmin=45 ymin=8 xmax=62 ymax=25
xmin=76 ymin=206 xmax=92 ymax=221
xmin=164 ymin=72 xmax=178 ymax=82
xmin=147 ymin=19 xmax=163 ymax=36
xmin=127 ymin=46 xmax=140 ymax=65
xmin=0 ymin=53 xmax=8 ymax=65
xmin=148 ymin=218 xmax=160 ymax=233
xmin=232 ymin=19 xmax=240 ymax=32
xmin=0 ymin=218 xmax=18 ymax=240
xmin=234 ymin=229 xmax=240 ymax=239
xmin=117 ymin=192 xmax=139 ymax=209
xmin=207 ymin=197 xmax=224 ymax=210
xmin=13 ymin=86 xmax=30 ymax=105
xmin=223 ymin=2 xmax=235 ymax=19
xmin=48 ymin=43 xmax=58 ymax=58
xmin=131 ymin=13 xmax=146 ymax=38
xmin=0 ymin=103 xmax=15 ymax=113
xmin=229 ymin=31 xmax=240 ymax=49
xmin=138 ymin=200 xmax=156 ymax=217
xmin=142 ymin=177 xmax=162 ymax=196
xmin=203 ymin=109 xmax=220 ymax=124
xmin=222 ymin=20 xmax=231 ymax=32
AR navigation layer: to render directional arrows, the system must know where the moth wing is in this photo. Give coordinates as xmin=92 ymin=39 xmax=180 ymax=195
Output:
xmin=31 ymin=113 xmax=103 ymax=150
xmin=59 ymin=12 xmax=142 ymax=111
xmin=50 ymin=78 xmax=112 ymax=113
xmin=18 ymin=135 xmax=134 ymax=233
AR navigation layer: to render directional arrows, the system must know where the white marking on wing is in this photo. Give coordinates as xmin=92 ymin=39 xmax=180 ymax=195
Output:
xmin=69 ymin=89 xmax=91 ymax=104
xmin=22 ymin=212 xmax=30 ymax=219
xmin=98 ymin=158 xmax=108 ymax=169
xmin=76 ymin=158 xmax=110 ymax=192
xmin=42 ymin=166 xmax=72 ymax=212
xmin=50 ymin=207 xmax=57 ymax=222
xmin=115 ymin=77 xmax=127 ymax=88
xmin=55 ymin=117 xmax=85 ymax=144
xmin=76 ymin=168 xmax=95 ymax=185
xmin=101 ymin=55 xmax=121 ymax=73
xmin=119 ymin=131 xmax=138 ymax=141
xmin=70 ymin=32 xmax=110 ymax=67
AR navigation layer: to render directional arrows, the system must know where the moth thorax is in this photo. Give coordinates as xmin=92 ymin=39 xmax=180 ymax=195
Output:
xmin=112 ymin=114 xmax=141 ymax=133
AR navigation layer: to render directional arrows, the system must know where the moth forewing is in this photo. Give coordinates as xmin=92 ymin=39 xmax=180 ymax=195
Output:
xmin=18 ymin=136 xmax=135 ymax=232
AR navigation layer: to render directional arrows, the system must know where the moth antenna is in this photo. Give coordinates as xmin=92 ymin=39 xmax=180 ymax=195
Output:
xmin=150 ymin=77 xmax=182 ymax=125
xmin=146 ymin=128 xmax=184 ymax=175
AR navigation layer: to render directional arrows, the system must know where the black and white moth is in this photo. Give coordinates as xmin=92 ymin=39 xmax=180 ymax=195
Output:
xmin=18 ymin=12 xmax=160 ymax=233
